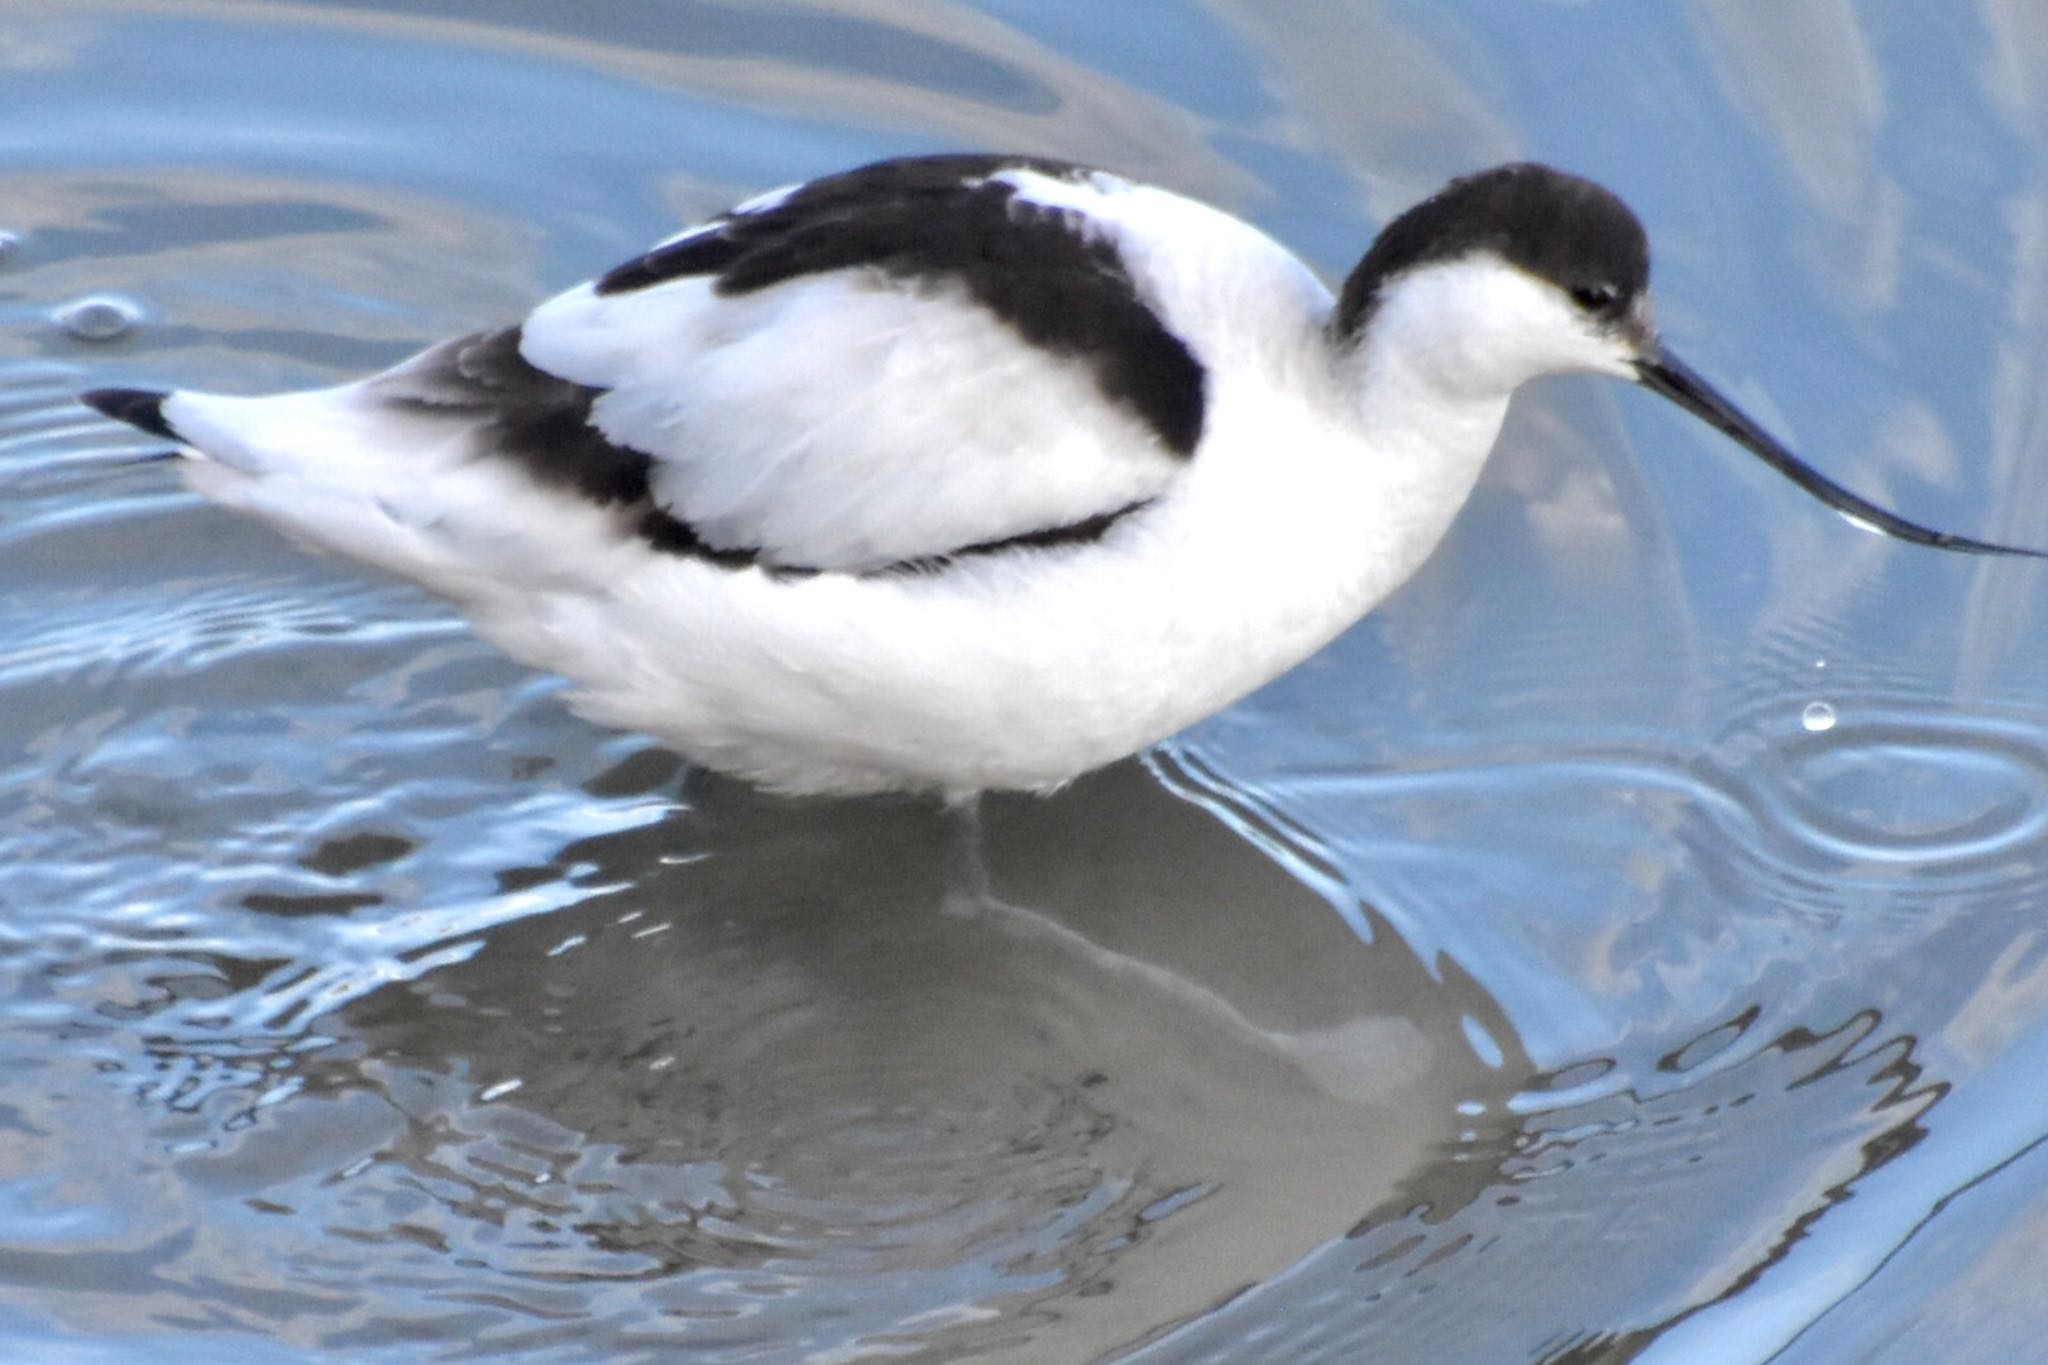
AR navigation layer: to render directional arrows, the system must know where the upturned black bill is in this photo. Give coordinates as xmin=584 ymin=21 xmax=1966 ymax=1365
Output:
xmin=1634 ymin=348 xmax=2045 ymax=559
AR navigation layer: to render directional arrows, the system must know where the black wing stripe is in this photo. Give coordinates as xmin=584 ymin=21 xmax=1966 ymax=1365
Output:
xmin=592 ymin=154 xmax=1208 ymax=457
xmin=379 ymin=326 xmax=653 ymax=507
xmin=878 ymin=499 xmax=1150 ymax=576
xmin=594 ymin=230 xmax=748 ymax=295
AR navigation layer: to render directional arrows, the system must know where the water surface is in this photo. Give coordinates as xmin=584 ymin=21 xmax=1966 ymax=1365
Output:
xmin=6 ymin=3 xmax=2048 ymax=1361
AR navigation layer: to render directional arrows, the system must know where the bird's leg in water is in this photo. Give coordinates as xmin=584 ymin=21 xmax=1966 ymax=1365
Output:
xmin=941 ymin=792 xmax=993 ymax=915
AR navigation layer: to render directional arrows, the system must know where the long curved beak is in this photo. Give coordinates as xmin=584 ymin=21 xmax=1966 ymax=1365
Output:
xmin=1633 ymin=346 xmax=2045 ymax=559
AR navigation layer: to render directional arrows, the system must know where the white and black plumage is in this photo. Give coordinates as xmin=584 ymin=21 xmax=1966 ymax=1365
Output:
xmin=80 ymin=155 xmax=2041 ymax=798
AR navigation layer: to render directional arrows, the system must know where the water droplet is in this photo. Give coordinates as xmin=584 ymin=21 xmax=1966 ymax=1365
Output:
xmin=55 ymin=294 xmax=141 ymax=341
xmin=1801 ymin=701 xmax=1837 ymax=733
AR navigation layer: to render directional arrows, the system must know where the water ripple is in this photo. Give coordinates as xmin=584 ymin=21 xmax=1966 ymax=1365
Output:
xmin=1692 ymin=694 xmax=2048 ymax=916
xmin=1136 ymin=1002 xmax=1952 ymax=1363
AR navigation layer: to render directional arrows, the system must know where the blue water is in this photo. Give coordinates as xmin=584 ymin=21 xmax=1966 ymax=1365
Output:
xmin=7 ymin=3 xmax=2048 ymax=1361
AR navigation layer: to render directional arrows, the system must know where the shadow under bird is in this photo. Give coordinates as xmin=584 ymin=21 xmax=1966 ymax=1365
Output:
xmin=80 ymin=157 xmax=2044 ymax=798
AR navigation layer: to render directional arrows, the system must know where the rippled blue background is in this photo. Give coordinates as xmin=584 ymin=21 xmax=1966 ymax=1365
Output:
xmin=6 ymin=3 xmax=2048 ymax=1361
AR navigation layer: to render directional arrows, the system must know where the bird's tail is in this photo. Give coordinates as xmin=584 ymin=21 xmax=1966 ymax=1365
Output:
xmin=77 ymin=375 xmax=464 ymax=580
xmin=79 ymin=383 xmax=350 ymax=479
xmin=79 ymin=387 xmax=181 ymax=444
xmin=75 ymin=368 xmax=633 ymax=606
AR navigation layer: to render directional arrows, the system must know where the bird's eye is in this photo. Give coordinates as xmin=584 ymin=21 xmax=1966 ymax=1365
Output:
xmin=1570 ymin=282 xmax=1624 ymax=316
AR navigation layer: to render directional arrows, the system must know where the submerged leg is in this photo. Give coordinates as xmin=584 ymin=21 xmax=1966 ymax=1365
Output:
xmin=941 ymin=791 xmax=992 ymax=915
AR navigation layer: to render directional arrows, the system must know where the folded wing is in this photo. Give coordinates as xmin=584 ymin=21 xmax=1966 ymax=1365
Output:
xmin=508 ymin=155 xmax=1213 ymax=573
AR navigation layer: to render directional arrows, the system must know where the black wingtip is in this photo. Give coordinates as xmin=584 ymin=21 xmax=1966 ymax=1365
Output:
xmin=79 ymin=387 xmax=180 ymax=441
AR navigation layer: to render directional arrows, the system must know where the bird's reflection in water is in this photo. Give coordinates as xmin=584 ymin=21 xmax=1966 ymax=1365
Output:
xmin=214 ymin=759 xmax=1520 ymax=1359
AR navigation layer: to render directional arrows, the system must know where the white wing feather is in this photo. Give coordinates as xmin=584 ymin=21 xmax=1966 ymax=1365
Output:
xmin=522 ymin=273 xmax=1176 ymax=570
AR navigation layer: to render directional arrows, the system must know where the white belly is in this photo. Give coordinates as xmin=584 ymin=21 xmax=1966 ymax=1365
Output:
xmin=456 ymin=419 xmax=1499 ymax=797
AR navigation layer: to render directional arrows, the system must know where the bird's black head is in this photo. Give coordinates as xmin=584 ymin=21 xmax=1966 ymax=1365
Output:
xmin=1334 ymin=163 xmax=1650 ymax=342
xmin=1327 ymin=162 xmax=2048 ymax=559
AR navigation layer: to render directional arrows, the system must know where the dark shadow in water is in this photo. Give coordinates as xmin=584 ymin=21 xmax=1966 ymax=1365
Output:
xmin=104 ymin=747 xmax=1960 ymax=1362
xmin=28 ymin=195 xmax=388 ymax=264
xmin=125 ymin=760 xmax=1520 ymax=1361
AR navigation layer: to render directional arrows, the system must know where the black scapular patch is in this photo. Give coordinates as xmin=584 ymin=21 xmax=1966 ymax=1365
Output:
xmin=594 ymin=153 xmax=1208 ymax=457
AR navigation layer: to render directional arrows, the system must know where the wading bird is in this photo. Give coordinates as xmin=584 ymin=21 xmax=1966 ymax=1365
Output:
xmin=80 ymin=157 xmax=2043 ymax=800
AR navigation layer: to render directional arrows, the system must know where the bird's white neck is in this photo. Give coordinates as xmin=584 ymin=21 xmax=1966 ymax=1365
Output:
xmin=1123 ymin=301 xmax=1513 ymax=722
xmin=1312 ymin=331 xmax=1513 ymax=608
xmin=1307 ymin=253 xmax=1620 ymax=607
